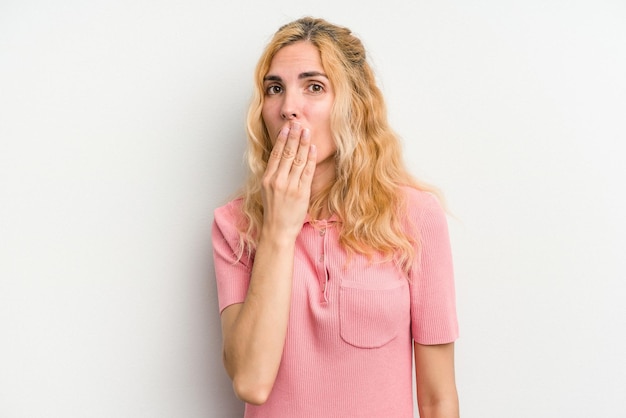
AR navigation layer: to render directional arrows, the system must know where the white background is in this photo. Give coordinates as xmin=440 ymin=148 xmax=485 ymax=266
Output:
xmin=1 ymin=0 xmax=625 ymax=417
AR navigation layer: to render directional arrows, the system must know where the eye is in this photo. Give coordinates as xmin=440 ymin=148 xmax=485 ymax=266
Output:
xmin=307 ymin=83 xmax=324 ymax=94
xmin=265 ymin=85 xmax=283 ymax=95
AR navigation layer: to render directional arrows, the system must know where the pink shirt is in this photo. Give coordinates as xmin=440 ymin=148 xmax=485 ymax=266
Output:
xmin=212 ymin=187 xmax=458 ymax=417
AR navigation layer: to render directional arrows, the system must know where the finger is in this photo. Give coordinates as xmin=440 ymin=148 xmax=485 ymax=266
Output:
xmin=299 ymin=143 xmax=317 ymax=189
xmin=289 ymin=128 xmax=311 ymax=175
xmin=276 ymin=122 xmax=302 ymax=173
xmin=266 ymin=125 xmax=290 ymax=174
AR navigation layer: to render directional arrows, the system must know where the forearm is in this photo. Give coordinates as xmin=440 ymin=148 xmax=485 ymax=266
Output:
xmin=222 ymin=233 xmax=295 ymax=404
xmin=415 ymin=342 xmax=459 ymax=418
xmin=418 ymin=396 xmax=459 ymax=418
xmin=221 ymin=121 xmax=315 ymax=404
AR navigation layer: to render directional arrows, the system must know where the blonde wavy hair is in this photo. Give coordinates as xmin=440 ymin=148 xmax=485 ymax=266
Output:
xmin=238 ymin=17 xmax=438 ymax=271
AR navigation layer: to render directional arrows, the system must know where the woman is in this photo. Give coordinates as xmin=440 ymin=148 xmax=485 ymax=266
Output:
xmin=212 ymin=17 xmax=459 ymax=417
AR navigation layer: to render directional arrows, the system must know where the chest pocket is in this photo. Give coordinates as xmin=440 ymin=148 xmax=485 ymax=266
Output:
xmin=339 ymin=278 xmax=410 ymax=348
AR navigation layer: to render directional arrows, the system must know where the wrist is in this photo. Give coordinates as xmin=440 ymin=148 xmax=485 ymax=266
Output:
xmin=258 ymin=224 xmax=299 ymax=248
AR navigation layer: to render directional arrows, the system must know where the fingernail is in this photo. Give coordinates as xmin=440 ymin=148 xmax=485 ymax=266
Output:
xmin=302 ymin=128 xmax=310 ymax=139
xmin=292 ymin=122 xmax=301 ymax=130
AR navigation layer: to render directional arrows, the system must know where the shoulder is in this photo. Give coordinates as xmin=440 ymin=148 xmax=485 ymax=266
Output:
xmin=212 ymin=197 xmax=246 ymax=245
xmin=398 ymin=186 xmax=449 ymax=242
xmin=213 ymin=197 xmax=245 ymax=224
xmin=399 ymin=186 xmax=445 ymax=218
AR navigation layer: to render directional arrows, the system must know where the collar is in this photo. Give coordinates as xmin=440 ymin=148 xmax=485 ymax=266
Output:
xmin=303 ymin=212 xmax=340 ymax=226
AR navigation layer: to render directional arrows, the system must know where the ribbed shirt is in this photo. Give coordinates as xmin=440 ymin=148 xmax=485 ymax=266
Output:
xmin=212 ymin=187 xmax=458 ymax=417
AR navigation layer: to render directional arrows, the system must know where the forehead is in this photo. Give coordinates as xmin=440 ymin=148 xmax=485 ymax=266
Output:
xmin=267 ymin=41 xmax=325 ymax=75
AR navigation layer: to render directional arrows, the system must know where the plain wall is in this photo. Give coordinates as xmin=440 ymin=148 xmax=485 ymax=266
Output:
xmin=1 ymin=0 xmax=625 ymax=417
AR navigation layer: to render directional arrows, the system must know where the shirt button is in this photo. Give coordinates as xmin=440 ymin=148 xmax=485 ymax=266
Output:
xmin=319 ymin=228 xmax=326 ymax=236
xmin=319 ymin=255 xmax=324 ymax=262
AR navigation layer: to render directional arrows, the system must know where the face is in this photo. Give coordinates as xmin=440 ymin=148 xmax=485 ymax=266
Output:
xmin=262 ymin=41 xmax=336 ymax=168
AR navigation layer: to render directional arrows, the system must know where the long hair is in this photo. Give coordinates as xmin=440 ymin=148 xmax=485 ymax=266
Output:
xmin=239 ymin=17 xmax=439 ymax=271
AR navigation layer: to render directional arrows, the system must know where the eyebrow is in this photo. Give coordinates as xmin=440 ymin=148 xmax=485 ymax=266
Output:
xmin=263 ymin=71 xmax=329 ymax=82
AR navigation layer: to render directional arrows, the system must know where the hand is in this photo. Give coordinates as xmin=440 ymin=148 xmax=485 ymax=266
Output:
xmin=260 ymin=122 xmax=317 ymax=240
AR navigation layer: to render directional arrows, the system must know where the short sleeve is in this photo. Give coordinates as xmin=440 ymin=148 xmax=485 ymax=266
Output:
xmin=408 ymin=191 xmax=459 ymax=345
xmin=212 ymin=200 xmax=253 ymax=313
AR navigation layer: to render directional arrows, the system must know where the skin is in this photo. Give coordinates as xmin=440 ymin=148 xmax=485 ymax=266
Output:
xmin=220 ymin=41 xmax=459 ymax=417
xmin=415 ymin=343 xmax=460 ymax=418
xmin=261 ymin=41 xmax=337 ymax=208
xmin=220 ymin=41 xmax=325 ymax=405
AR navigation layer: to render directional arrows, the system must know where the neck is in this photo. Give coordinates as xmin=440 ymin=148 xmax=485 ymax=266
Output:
xmin=311 ymin=155 xmax=336 ymax=195
xmin=309 ymin=159 xmax=336 ymax=220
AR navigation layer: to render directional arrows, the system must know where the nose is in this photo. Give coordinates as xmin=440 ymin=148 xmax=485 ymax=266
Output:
xmin=281 ymin=111 xmax=297 ymax=120
xmin=280 ymin=90 xmax=300 ymax=120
